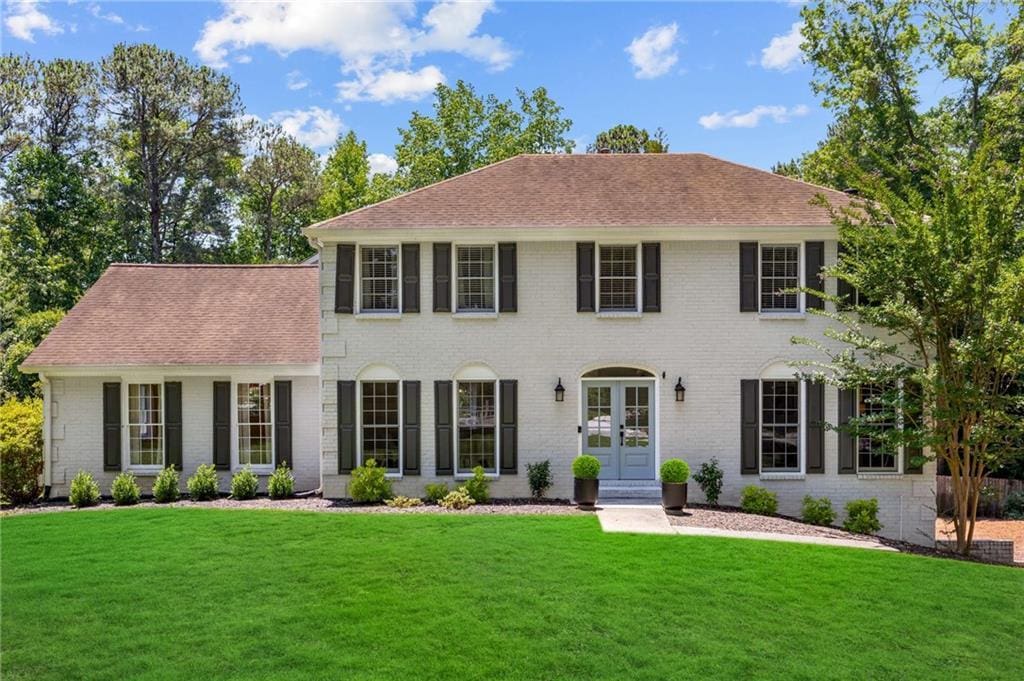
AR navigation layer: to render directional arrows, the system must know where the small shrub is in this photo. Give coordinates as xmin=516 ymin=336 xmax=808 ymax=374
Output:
xmin=69 ymin=470 xmax=100 ymax=508
xmin=385 ymin=495 xmax=424 ymax=508
xmin=692 ymin=458 xmax=724 ymax=505
xmin=843 ymin=498 xmax=882 ymax=534
xmin=1004 ymin=490 xmax=1024 ymax=520
xmin=526 ymin=459 xmax=552 ymax=499
xmin=348 ymin=458 xmax=393 ymax=502
xmin=425 ymin=482 xmax=449 ymax=503
xmin=267 ymin=463 xmax=295 ymax=499
xmin=110 ymin=472 xmax=141 ymax=506
xmin=660 ymin=458 xmax=690 ymax=484
xmin=572 ymin=455 xmax=601 ymax=480
xmin=801 ymin=495 xmax=836 ymax=526
xmin=740 ymin=485 xmax=778 ymax=516
xmin=231 ymin=467 xmax=259 ymax=500
xmin=152 ymin=466 xmax=180 ymax=503
xmin=462 ymin=465 xmax=490 ymax=503
xmin=0 ymin=397 xmax=43 ymax=505
xmin=187 ymin=464 xmax=220 ymax=501
xmin=439 ymin=487 xmax=476 ymax=510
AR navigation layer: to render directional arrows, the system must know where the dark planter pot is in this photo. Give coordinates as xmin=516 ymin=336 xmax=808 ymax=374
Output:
xmin=661 ymin=482 xmax=688 ymax=514
xmin=574 ymin=477 xmax=599 ymax=509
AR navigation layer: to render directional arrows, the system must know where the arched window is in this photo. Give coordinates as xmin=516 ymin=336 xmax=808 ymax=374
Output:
xmin=581 ymin=367 xmax=655 ymax=378
xmin=759 ymin=362 xmax=801 ymax=472
xmin=453 ymin=363 xmax=499 ymax=475
xmin=357 ymin=364 xmax=401 ymax=473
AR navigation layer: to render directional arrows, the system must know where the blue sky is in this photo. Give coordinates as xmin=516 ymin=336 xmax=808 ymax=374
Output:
xmin=5 ymin=1 xmax=853 ymax=171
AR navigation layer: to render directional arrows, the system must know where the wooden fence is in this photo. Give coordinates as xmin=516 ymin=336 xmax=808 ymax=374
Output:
xmin=935 ymin=476 xmax=1024 ymax=517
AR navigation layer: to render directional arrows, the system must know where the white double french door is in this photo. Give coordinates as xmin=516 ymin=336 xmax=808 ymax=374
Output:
xmin=582 ymin=380 xmax=655 ymax=480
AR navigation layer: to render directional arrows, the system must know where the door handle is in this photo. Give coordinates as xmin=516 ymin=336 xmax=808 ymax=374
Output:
xmin=619 ymin=424 xmax=624 ymax=446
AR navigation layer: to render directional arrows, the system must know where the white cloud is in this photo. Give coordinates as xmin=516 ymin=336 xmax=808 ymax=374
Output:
xmin=234 ymin=54 xmax=252 ymax=64
xmin=367 ymin=153 xmax=398 ymax=176
xmin=698 ymin=104 xmax=809 ymax=130
xmin=87 ymin=2 xmax=148 ymax=32
xmin=338 ymin=65 xmax=445 ymax=103
xmin=625 ymin=23 xmax=679 ymax=79
xmin=286 ymin=70 xmax=309 ymax=91
xmin=760 ymin=22 xmax=804 ymax=71
xmin=5 ymin=0 xmax=63 ymax=42
xmin=269 ymin=106 xmax=344 ymax=149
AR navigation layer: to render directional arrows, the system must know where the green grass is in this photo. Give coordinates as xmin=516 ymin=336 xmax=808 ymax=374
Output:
xmin=2 ymin=509 xmax=1021 ymax=680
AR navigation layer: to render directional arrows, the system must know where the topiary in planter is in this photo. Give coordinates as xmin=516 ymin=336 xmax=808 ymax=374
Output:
xmin=110 ymin=472 xmax=141 ymax=506
xmin=572 ymin=455 xmax=601 ymax=480
xmin=660 ymin=458 xmax=690 ymax=483
xmin=572 ymin=455 xmax=601 ymax=508
xmin=187 ymin=464 xmax=220 ymax=501
xmin=69 ymin=470 xmax=100 ymax=508
xmin=152 ymin=466 xmax=181 ymax=503
xmin=660 ymin=458 xmax=690 ymax=513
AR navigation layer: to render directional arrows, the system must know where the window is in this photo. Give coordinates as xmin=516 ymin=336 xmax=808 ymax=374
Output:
xmin=457 ymin=381 xmax=496 ymax=473
xmin=237 ymin=383 xmax=272 ymax=466
xmin=760 ymin=244 xmax=800 ymax=312
xmin=128 ymin=383 xmax=163 ymax=467
xmin=857 ymin=384 xmax=898 ymax=471
xmin=598 ymin=245 xmax=638 ymax=311
xmin=761 ymin=379 xmax=800 ymax=471
xmin=360 ymin=246 xmax=399 ymax=312
xmin=361 ymin=381 xmax=400 ymax=472
xmin=456 ymin=245 xmax=495 ymax=312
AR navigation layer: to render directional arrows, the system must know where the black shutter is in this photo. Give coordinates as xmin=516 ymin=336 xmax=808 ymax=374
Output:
xmin=433 ymin=243 xmax=451 ymax=312
xmin=741 ymin=379 xmax=759 ymax=474
xmin=577 ymin=242 xmax=596 ymax=312
xmin=403 ymin=381 xmax=421 ymax=475
xmin=838 ymin=388 xmax=857 ymax=474
xmin=806 ymin=381 xmax=825 ymax=473
xmin=213 ymin=381 xmax=231 ymax=470
xmin=434 ymin=380 xmax=453 ymax=475
xmin=499 ymin=379 xmax=518 ymax=474
xmin=401 ymin=243 xmax=420 ymax=313
xmin=642 ymin=242 xmax=661 ymax=312
xmin=739 ymin=242 xmax=758 ymax=312
xmin=274 ymin=381 xmax=292 ymax=468
xmin=498 ymin=242 xmax=517 ymax=312
xmin=337 ymin=380 xmax=356 ymax=473
xmin=836 ymin=243 xmax=855 ymax=309
xmin=102 ymin=382 xmax=121 ymax=471
xmin=334 ymin=244 xmax=355 ymax=314
xmin=805 ymin=241 xmax=825 ymax=310
xmin=164 ymin=381 xmax=183 ymax=471
xmin=903 ymin=380 xmax=924 ymax=474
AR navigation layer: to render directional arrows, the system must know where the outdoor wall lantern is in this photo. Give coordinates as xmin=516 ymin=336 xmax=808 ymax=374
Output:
xmin=675 ymin=378 xmax=686 ymax=402
xmin=554 ymin=378 xmax=565 ymax=402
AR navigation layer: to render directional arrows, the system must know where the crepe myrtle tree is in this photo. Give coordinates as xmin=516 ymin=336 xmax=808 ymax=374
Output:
xmin=794 ymin=148 xmax=1024 ymax=556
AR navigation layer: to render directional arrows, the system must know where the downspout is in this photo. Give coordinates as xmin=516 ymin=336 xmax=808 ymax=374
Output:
xmin=39 ymin=372 xmax=53 ymax=499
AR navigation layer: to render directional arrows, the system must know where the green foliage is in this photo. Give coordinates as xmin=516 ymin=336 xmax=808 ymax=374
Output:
xmin=801 ymin=496 xmax=836 ymax=527
xmin=572 ymin=455 xmax=601 ymax=480
xmin=267 ymin=463 xmax=295 ymax=500
xmin=1004 ymin=491 xmax=1024 ymax=520
xmin=0 ymin=397 xmax=43 ymax=504
xmin=319 ymin=131 xmax=371 ymax=217
xmin=462 ymin=465 xmax=490 ymax=503
xmin=526 ymin=460 xmax=552 ymax=499
xmin=659 ymin=458 xmax=690 ymax=484
xmin=187 ymin=464 xmax=220 ymax=501
xmin=425 ymin=482 xmax=449 ymax=503
xmin=110 ymin=472 xmax=141 ymax=506
xmin=385 ymin=495 xmax=424 ymax=508
xmin=587 ymin=124 xmax=669 ymax=153
xmin=692 ymin=458 xmax=724 ymax=505
xmin=0 ymin=309 xmax=65 ymax=400
xmin=152 ymin=466 xmax=180 ymax=504
xmin=843 ymin=498 xmax=882 ymax=534
xmin=740 ymin=486 xmax=778 ymax=516
xmin=230 ymin=467 xmax=259 ymax=500
xmin=69 ymin=470 xmax=100 ymax=508
xmin=348 ymin=458 xmax=393 ymax=503
xmin=439 ymin=487 xmax=476 ymax=510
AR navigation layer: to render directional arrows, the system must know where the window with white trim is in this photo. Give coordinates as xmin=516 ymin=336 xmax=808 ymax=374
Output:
xmin=128 ymin=383 xmax=163 ymax=467
xmin=457 ymin=381 xmax=496 ymax=473
xmin=455 ymin=245 xmax=495 ymax=312
xmin=237 ymin=382 xmax=272 ymax=466
xmin=760 ymin=244 xmax=800 ymax=312
xmin=857 ymin=384 xmax=898 ymax=471
xmin=361 ymin=381 xmax=400 ymax=472
xmin=760 ymin=379 xmax=800 ymax=471
xmin=360 ymin=246 xmax=399 ymax=312
xmin=598 ymin=244 xmax=638 ymax=311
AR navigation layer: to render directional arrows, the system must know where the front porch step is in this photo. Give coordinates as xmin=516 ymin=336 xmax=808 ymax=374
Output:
xmin=600 ymin=484 xmax=661 ymax=500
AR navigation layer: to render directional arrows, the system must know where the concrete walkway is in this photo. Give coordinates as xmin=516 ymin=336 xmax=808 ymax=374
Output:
xmin=595 ymin=505 xmax=897 ymax=552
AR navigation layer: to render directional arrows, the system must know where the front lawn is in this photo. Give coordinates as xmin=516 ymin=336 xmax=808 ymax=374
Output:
xmin=2 ymin=509 xmax=1021 ymax=680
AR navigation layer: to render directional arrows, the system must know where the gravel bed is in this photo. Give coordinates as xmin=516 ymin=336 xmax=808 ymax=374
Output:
xmin=667 ymin=505 xmax=878 ymax=542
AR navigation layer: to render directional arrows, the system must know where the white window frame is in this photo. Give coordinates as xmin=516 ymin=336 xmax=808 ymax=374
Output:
xmin=595 ymin=243 xmax=642 ymax=314
xmin=855 ymin=384 xmax=903 ymax=473
xmin=757 ymin=373 xmax=806 ymax=476
xmin=758 ymin=242 xmax=804 ymax=314
xmin=356 ymin=244 xmax=402 ymax=315
xmin=452 ymin=243 xmax=498 ymax=315
xmin=233 ymin=380 xmax=274 ymax=473
xmin=452 ymin=364 xmax=500 ymax=477
xmin=357 ymin=379 xmax=403 ymax=477
xmin=124 ymin=381 xmax=165 ymax=472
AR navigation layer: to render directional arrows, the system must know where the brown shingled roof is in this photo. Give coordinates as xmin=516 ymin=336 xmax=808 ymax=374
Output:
xmin=309 ymin=153 xmax=850 ymax=231
xmin=22 ymin=264 xmax=319 ymax=368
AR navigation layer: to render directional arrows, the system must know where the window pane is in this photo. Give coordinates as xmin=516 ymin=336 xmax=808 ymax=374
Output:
xmin=760 ymin=380 xmax=800 ymax=471
xmin=760 ymin=245 xmax=799 ymax=312
xmin=599 ymin=245 xmax=637 ymax=311
xmin=457 ymin=381 xmax=496 ymax=473
xmin=361 ymin=381 xmax=400 ymax=472
xmin=238 ymin=383 xmax=272 ymax=466
xmin=360 ymin=246 xmax=399 ymax=312
xmin=623 ymin=386 xmax=650 ymax=447
xmin=128 ymin=383 xmax=163 ymax=466
xmin=456 ymin=246 xmax=495 ymax=312
xmin=857 ymin=384 xmax=898 ymax=471
xmin=586 ymin=386 xmax=612 ymax=447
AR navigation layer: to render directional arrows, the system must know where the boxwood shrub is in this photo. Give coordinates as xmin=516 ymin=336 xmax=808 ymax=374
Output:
xmin=660 ymin=458 xmax=690 ymax=484
xmin=69 ymin=470 xmax=100 ymax=508
xmin=740 ymin=485 xmax=778 ymax=516
xmin=267 ymin=463 xmax=294 ymax=499
xmin=801 ymin=495 xmax=836 ymax=526
xmin=187 ymin=464 xmax=220 ymax=501
xmin=230 ymin=467 xmax=259 ymax=500
xmin=463 ymin=465 xmax=490 ymax=503
xmin=348 ymin=458 xmax=392 ymax=502
xmin=110 ymin=472 xmax=141 ymax=506
xmin=572 ymin=455 xmax=601 ymax=480
xmin=425 ymin=482 xmax=449 ymax=503
xmin=152 ymin=466 xmax=180 ymax=503
xmin=843 ymin=498 xmax=882 ymax=534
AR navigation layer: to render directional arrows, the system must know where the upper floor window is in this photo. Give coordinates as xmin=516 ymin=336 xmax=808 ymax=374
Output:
xmin=238 ymin=382 xmax=272 ymax=466
xmin=760 ymin=379 xmax=800 ymax=472
xmin=599 ymin=244 xmax=638 ymax=311
xmin=360 ymin=246 xmax=399 ymax=312
xmin=456 ymin=245 xmax=495 ymax=312
xmin=857 ymin=384 xmax=898 ymax=471
xmin=128 ymin=383 xmax=163 ymax=467
xmin=760 ymin=244 xmax=800 ymax=312
xmin=361 ymin=381 xmax=400 ymax=473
